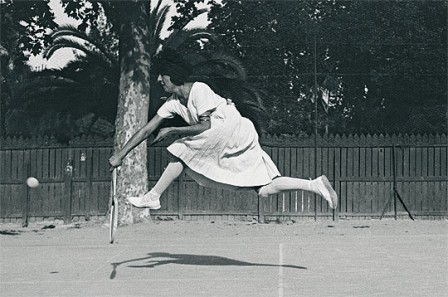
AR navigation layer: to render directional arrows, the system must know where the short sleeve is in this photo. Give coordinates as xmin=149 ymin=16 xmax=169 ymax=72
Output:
xmin=157 ymin=98 xmax=177 ymax=119
xmin=190 ymin=83 xmax=221 ymax=116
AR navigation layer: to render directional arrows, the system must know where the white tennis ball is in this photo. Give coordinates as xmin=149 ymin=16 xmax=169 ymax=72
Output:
xmin=26 ymin=177 xmax=40 ymax=188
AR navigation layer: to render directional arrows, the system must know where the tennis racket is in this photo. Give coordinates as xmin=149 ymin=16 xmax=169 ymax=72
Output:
xmin=109 ymin=168 xmax=119 ymax=244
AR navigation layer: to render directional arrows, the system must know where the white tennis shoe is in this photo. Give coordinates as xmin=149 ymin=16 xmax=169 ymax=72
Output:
xmin=127 ymin=192 xmax=161 ymax=209
xmin=312 ymin=175 xmax=338 ymax=209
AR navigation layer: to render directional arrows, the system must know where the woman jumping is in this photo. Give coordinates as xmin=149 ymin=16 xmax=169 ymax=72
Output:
xmin=109 ymin=50 xmax=337 ymax=210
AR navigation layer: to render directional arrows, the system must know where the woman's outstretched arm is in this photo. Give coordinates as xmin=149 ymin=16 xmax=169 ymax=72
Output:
xmin=109 ymin=114 xmax=165 ymax=168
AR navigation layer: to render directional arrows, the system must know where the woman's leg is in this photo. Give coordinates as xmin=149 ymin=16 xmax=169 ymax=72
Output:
xmin=258 ymin=177 xmax=313 ymax=197
xmin=128 ymin=158 xmax=185 ymax=208
xmin=153 ymin=159 xmax=185 ymax=194
xmin=258 ymin=176 xmax=338 ymax=209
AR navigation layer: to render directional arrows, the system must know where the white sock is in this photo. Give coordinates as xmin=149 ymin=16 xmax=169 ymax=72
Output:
xmin=258 ymin=177 xmax=315 ymax=197
xmin=148 ymin=189 xmax=161 ymax=201
xmin=152 ymin=160 xmax=184 ymax=194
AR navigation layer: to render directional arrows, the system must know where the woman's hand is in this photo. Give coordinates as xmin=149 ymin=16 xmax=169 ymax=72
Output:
xmin=152 ymin=127 xmax=176 ymax=145
xmin=109 ymin=154 xmax=123 ymax=170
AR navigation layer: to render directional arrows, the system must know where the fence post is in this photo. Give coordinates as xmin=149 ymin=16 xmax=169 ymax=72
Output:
xmin=177 ymin=172 xmax=185 ymax=220
xmin=258 ymin=195 xmax=265 ymax=223
xmin=64 ymin=159 xmax=73 ymax=223
xmin=85 ymin=151 xmax=93 ymax=221
xmin=22 ymin=162 xmax=31 ymax=227
xmin=333 ymin=150 xmax=339 ymax=222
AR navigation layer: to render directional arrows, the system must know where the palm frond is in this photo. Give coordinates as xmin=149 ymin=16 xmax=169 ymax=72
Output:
xmin=150 ymin=0 xmax=168 ymax=36
xmin=43 ymin=42 xmax=81 ymax=60
xmin=44 ymin=38 xmax=113 ymax=68
xmin=51 ymin=24 xmax=87 ymax=39
xmin=63 ymin=59 xmax=89 ymax=70
xmin=48 ymin=25 xmax=116 ymax=66
xmin=163 ymin=28 xmax=216 ymax=51
xmin=153 ymin=0 xmax=163 ymax=16
xmin=150 ymin=4 xmax=171 ymax=55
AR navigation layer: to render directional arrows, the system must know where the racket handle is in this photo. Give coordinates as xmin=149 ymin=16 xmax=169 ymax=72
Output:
xmin=111 ymin=167 xmax=120 ymax=196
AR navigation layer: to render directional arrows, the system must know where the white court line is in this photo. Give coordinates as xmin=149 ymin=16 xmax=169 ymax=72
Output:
xmin=278 ymin=243 xmax=284 ymax=297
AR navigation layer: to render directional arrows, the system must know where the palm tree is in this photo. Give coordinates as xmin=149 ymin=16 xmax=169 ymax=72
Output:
xmin=4 ymin=23 xmax=119 ymax=140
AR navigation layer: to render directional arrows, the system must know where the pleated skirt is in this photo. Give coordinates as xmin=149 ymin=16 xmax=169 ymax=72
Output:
xmin=167 ymin=104 xmax=280 ymax=191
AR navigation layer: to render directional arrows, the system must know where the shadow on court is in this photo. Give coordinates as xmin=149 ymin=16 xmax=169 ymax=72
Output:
xmin=0 ymin=230 xmax=21 ymax=236
xmin=110 ymin=252 xmax=307 ymax=279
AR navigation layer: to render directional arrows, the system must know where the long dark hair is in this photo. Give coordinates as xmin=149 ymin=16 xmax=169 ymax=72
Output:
xmin=152 ymin=48 xmax=192 ymax=85
xmin=154 ymin=48 xmax=268 ymax=134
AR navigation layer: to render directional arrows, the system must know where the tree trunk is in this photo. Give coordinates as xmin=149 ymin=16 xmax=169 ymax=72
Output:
xmin=114 ymin=1 xmax=151 ymax=224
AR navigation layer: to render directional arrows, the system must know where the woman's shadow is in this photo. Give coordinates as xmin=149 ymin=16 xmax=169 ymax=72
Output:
xmin=110 ymin=252 xmax=307 ymax=279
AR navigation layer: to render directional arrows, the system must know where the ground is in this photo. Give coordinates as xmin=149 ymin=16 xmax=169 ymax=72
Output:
xmin=1 ymin=218 xmax=447 ymax=297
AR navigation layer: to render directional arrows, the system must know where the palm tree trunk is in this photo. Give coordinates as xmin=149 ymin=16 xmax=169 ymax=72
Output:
xmin=114 ymin=1 xmax=152 ymax=224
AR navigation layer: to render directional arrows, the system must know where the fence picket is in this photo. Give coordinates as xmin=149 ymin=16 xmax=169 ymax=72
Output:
xmin=435 ymin=147 xmax=441 ymax=176
xmin=441 ymin=181 xmax=447 ymax=212
xmin=440 ymin=147 xmax=447 ymax=177
xmin=427 ymin=147 xmax=433 ymax=176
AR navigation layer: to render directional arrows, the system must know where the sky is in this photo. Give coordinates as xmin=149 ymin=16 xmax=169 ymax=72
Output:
xmin=28 ymin=0 xmax=209 ymax=70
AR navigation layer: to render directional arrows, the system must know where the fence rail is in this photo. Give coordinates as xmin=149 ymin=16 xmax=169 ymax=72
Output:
xmin=1 ymin=134 xmax=447 ymax=223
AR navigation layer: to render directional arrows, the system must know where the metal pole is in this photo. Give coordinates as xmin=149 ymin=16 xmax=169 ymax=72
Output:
xmin=314 ymin=34 xmax=318 ymax=221
xmin=22 ymin=162 xmax=31 ymax=228
xmin=392 ymin=145 xmax=398 ymax=220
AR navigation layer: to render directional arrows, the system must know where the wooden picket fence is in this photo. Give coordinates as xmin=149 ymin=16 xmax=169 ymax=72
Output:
xmin=0 ymin=133 xmax=447 ymax=223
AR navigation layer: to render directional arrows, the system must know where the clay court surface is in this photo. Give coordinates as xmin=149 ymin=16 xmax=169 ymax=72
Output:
xmin=1 ymin=219 xmax=447 ymax=297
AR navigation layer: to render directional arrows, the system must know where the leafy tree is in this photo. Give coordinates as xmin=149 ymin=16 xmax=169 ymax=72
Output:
xmin=317 ymin=0 xmax=447 ymax=134
xmin=4 ymin=24 xmax=119 ymax=141
xmin=0 ymin=0 xmax=57 ymax=135
xmin=208 ymin=0 xmax=447 ymax=134
xmin=0 ymin=0 xmax=57 ymax=60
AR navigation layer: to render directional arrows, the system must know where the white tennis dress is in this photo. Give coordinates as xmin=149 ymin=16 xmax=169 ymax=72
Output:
xmin=157 ymin=82 xmax=280 ymax=191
